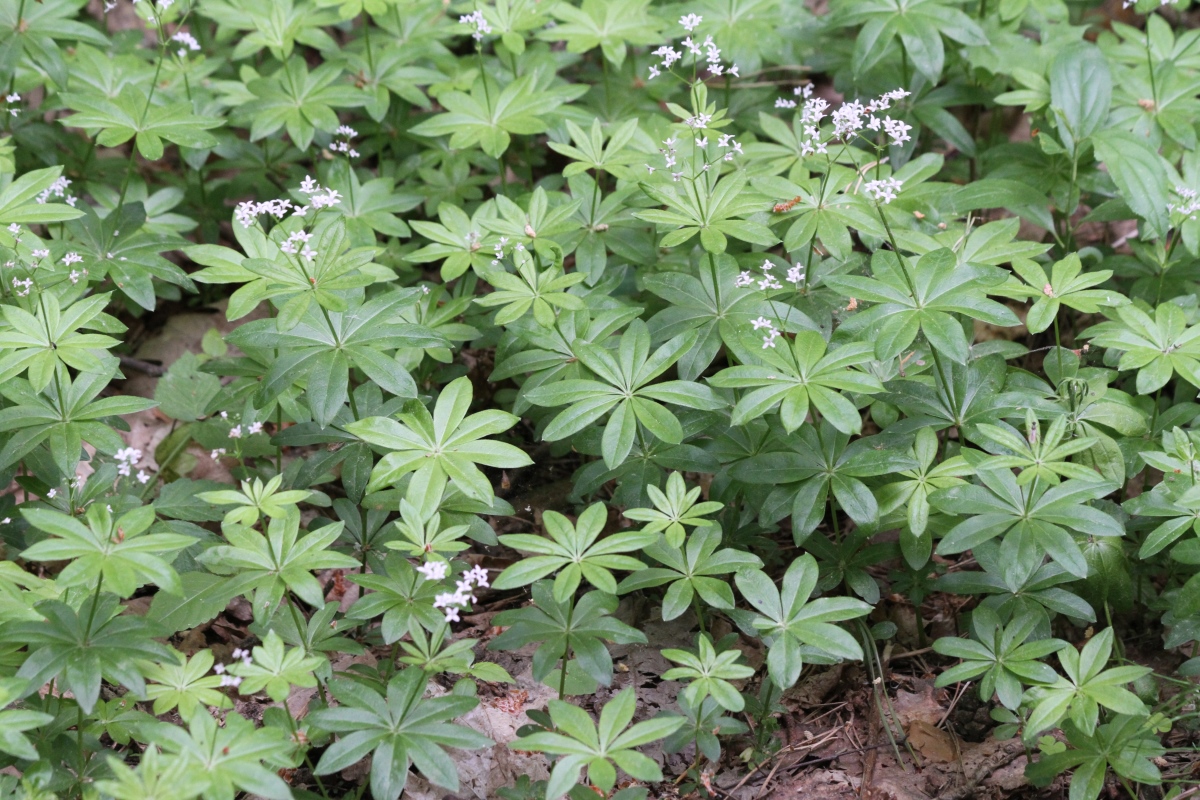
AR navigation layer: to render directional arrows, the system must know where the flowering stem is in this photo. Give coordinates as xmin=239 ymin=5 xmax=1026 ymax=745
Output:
xmin=557 ymin=593 xmax=574 ymax=701
xmin=362 ymin=12 xmax=375 ymax=75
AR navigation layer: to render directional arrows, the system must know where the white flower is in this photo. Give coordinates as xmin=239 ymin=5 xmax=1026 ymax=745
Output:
xmin=444 ymin=606 xmax=461 ymax=623
xmin=761 ymin=259 xmax=774 ymax=272
xmin=679 ymin=13 xmax=703 ymax=31
xmin=459 ymin=10 xmax=492 ymax=40
xmin=417 ymin=561 xmax=449 ymax=581
xmin=31 ymin=249 xmax=48 ymax=258
xmin=219 ymin=675 xmax=242 ymax=688
xmin=0 ymin=518 xmax=9 ymax=525
xmin=466 ymin=564 xmax=490 ymax=588
xmin=171 ymin=31 xmax=200 ymax=52
xmin=4 ymin=93 xmax=17 ymax=104
xmin=882 ymin=116 xmax=912 ymax=145
xmin=735 ymin=271 xmax=754 ymax=288
xmin=62 ymin=252 xmax=82 ymax=266
xmin=214 ymin=663 xmax=226 ymax=675
xmin=787 ymin=264 xmax=805 ymax=285
xmin=863 ymin=177 xmax=903 ymax=204
xmin=299 ymin=175 xmax=319 ymax=195
xmin=229 ymin=425 xmax=243 ymax=439
xmin=248 ymin=421 xmax=264 ymax=435
xmin=36 ymin=176 xmax=71 ymax=204
xmin=210 ymin=448 xmax=226 ymax=460
xmin=758 ymin=275 xmax=782 ymax=290
xmin=137 ymin=470 xmax=150 ymax=484
xmin=775 ymin=98 xmax=797 ymax=109
xmin=47 ymin=488 xmax=57 ymax=498
xmin=7 ymin=223 xmax=19 ymax=236
xmin=762 ymin=330 xmax=780 ymax=349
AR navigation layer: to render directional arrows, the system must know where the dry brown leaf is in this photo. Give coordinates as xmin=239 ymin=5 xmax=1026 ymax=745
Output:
xmin=905 ymin=720 xmax=956 ymax=764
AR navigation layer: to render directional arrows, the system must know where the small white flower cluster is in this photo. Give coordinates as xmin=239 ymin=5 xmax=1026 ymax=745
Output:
xmin=488 ymin=233 xmax=506 ymax=264
xmin=72 ymin=475 xmax=87 ymax=490
xmin=300 ymin=175 xmax=342 ymax=210
xmin=1123 ymin=0 xmax=1181 ymax=7
xmin=2 ymin=92 xmax=17 ymax=118
xmin=1168 ymin=186 xmax=1200 ymax=219
xmin=63 ymin=252 xmax=89 ymax=284
xmin=459 ymin=10 xmax=491 ymax=41
xmin=31 ymin=249 xmax=49 ymax=260
xmin=331 ymin=125 xmax=359 ymax=158
xmin=793 ymin=88 xmax=911 ymax=157
xmin=647 ymin=15 xmax=739 ymax=81
xmin=280 ymin=230 xmax=316 ymax=261
xmin=234 ymin=178 xmax=339 ymax=228
xmin=172 ymin=31 xmax=200 ymax=58
xmin=11 ymin=277 xmax=32 ymax=296
xmin=863 ymin=177 xmax=903 ymax=205
xmin=214 ymin=647 xmax=253 ymax=688
xmin=430 ymin=564 xmax=490 ymax=623
xmin=211 ymin=447 xmax=226 ymax=460
xmin=234 ymin=197 xmax=294 ymax=229
xmin=36 ymin=176 xmax=76 ymax=207
xmin=115 ymin=447 xmax=149 ymax=483
xmin=751 ymin=315 xmax=782 ymax=349
xmin=228 ymin=421 xmax=264 ymax=440
xmin=735 ymin=258 xmax=804 ymax=293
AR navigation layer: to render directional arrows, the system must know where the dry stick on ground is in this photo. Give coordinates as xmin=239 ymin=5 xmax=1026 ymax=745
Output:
xmin=117 ymin=354 xmax=167 ymax=376
xmin=931 ymin=739 xmax=1026 ymax=800
xmin=709 ymin=741 xmax=895 ymax=800
xmin=720 ymin=728 xmax=841 ymax=798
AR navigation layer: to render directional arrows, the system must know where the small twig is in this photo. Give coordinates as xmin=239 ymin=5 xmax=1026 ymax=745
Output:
xmin=937 ymin=681 xmax=971 ymax=729
xmin=932 ymin=740 xmax=1025 ymax=800
xmin=889 ymin=646 xmax=934 ymax=661
xmin=117 ymin=354 xmax=167 ymax=377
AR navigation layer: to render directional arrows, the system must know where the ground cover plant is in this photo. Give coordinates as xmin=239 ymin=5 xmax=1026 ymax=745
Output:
xmin=5 ymin=0 xmax=1200 ymax=798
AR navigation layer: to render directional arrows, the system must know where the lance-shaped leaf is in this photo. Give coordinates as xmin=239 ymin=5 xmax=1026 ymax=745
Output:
xmin=493 ymin=503 xmax=654 ymax=603
xmin=310 ymin=667 xmax=492 ymax=800
xmin=62 ymin=86 xmax=223 ymax=160
xmin=0 ymin=292 xmax=120 ymax=391
xmin=527 ymin=320 xmax=724 ymax=468
xmin=514 ymin=689 xmax=685 ymax=800
xmin=734 ymin=554 xmax=872 ymax=689
xmin=711 ymin=330 xmax=882 ymax=435
xmin=617 ymin=525 xmax=762 ymax=621
xmin=21 ymin=503 xmax=193 ymax=598
xmin=347 ymin=375 xmax=532 ymax=503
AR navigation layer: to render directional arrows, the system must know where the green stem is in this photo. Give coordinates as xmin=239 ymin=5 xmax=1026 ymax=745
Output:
xmin=557 ymin=594 xmax=575 ymax=701
xmin=362 ymin=12 xmax=375 ymax=74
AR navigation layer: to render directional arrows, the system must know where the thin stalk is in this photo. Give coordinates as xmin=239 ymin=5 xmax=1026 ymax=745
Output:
xmin=557 ymin=594 xmax=575 ymax=701
xmin=362 ymin=13 xmax=376 ymax=74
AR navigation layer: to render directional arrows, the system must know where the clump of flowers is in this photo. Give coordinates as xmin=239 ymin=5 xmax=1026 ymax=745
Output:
xmin=115 ymin=447 xmax=144 ymax=479
xmin=864 ymin=177 xmax=903 ymax=205
xmin=171 ymin=31 xmax=200 ymax=58
xmin=459 ymin=10 xmax=491 ymax=41
xmin=427 ymin=563 xmax=490 ymax=623
xmin=36 ymin=176 xmax=75 ymax=207
xmin=330 ymin=125 xmax=359 ymax=159
xmin=647 ymin=15 xmax=739 ymax=82
xmin=786 ymin=88 xmax=912 ymax=158
xmin=234 ymin=177 xmax=341 ymax=229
